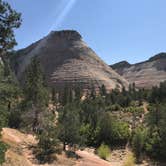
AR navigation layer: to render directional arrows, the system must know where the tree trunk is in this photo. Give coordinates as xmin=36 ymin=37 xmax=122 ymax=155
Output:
xmin=63 ymin=142 xmax=66 ymax=151
xmin=32 ymin=105 xmax=39 ymax=132
xmin=8 ymin=101 xmax=11 ymax=111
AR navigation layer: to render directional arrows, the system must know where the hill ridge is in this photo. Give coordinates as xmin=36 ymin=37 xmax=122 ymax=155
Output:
xmin=11 ymin=30 xmax=128 ymax=92
xmin=111 ymin=53 xmax=166 ymax=88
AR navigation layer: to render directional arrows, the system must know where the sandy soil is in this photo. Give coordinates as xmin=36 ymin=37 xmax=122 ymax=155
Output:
xmin=1 ymin=127 xmax=158 ymax=166
xmin=1 ymin=128 xmax=112 ymax=166
xmin=76 ymin=150 xmax=111 ymax=166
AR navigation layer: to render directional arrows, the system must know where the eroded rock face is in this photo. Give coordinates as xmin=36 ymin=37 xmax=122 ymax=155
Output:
xmin=111 ymin=53 xmax=166 ymax=89
xmin=11 ymin=30 xmax=128 ymax=92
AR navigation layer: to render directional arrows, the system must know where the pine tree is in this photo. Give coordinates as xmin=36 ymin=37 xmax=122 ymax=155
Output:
xmin=0 ymin=0 xmax=21 ymax=57
xmin=90 ymin=85 xmax=96 ymax=100
xmin=58 ymin=103 xmax=81 ymax=151
xmin=74 ymin=84 xmax=82 ymax=101
xmin=24 ymin=57 xmax=48 ymax=132
xmin=99 ymin=84 xmax=107 ymax=96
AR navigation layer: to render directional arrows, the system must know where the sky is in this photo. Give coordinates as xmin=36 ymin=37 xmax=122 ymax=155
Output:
xmin=6 ymin=0 xmax=166 ymax=64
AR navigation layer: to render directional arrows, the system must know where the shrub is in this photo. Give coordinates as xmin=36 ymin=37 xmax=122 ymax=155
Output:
xmin=123 ymin=152 xmax=135 ymax=166
xmin=132 ymin=127 xmax=147 ymax=162
xmin=123 ymin=106 xmax=144 ymax=115
xmin=0 ymin=107 xmax=9 ymax=129
xmin=0 ymin=141 xmax=8 ymax=164
xmin=106 ymin=104 xmax=122 ymax=112
xmin=112 ymin=121 xmax=130 ymax=145
xmin=98 ymin=112 xmax=130 ymax=146
xmin=97 ymin=144 xmax=110 ymax=160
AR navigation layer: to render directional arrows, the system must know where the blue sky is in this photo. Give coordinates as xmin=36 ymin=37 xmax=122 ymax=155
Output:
xmin=6 ymin=0 xmax=166 ymax=64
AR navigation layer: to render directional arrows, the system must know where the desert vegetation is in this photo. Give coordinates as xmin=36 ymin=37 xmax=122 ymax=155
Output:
xmin=0 ymin=0 xmax=166 ymax=165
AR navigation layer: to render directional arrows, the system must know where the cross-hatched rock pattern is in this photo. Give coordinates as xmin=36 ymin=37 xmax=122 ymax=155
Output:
xmin=11 ymin=30 xmax=128 ymax=92
xmin=111 ymin=53 xmax=166 ymax=89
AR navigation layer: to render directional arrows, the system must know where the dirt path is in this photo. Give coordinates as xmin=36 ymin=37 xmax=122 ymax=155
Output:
xmin=1 ymin=128 xmax=113 ymax=166
xmin=76 ymin=150 xmax=111 ymax=166
xmin=143 ymin=102 xmax=148 ymax=114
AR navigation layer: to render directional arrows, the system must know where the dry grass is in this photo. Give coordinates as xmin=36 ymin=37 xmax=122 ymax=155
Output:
xmin=123 ymin=152 xmax=135 ymax=166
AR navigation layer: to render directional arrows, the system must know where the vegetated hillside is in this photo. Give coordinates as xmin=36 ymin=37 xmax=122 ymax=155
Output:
xmin=11 ymin=30 xmax=128 ymax=92
xmin=111 ymin=53 xmax=166 ymax=89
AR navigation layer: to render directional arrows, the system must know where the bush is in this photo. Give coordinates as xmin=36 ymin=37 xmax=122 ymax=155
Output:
xmin=0 ymin=141 xmax=8 ymax=164
xmin=132 ymin=127 xmax=147 ymax=162
xmin=106 ymin=104 xmax=122 ymax=112
xmin=98 ymin=112 xmax=130 ymax=146
xmin=123 ymin=106 xmax=144 ymax=115
xmin=123 ymin=152 xmax=135 ymax=166
xmin=112 ymin=121 xmax=130 ymax=145
xmin=0 ymin=107 xmax=9 ymax=129
xmin=97 ymin=144 xmax=110 ymax=160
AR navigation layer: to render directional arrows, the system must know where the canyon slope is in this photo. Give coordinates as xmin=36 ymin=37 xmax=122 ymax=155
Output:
xmin=11 ymin=30 xmax=128 ymax=92
xmin=111 ymin=53 xmax=166 ymax=89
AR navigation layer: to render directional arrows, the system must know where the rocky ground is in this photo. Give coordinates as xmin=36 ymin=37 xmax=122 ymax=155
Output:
xmin=1 ymin=128 xmax=157 ymax=166
xmin=1 ymin=128 xmax=111 ymax=166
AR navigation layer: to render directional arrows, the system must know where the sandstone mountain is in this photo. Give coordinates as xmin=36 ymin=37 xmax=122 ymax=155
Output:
xmin=11 ymin=30 xmax=128 ymax=92
xmin=111 ymin=53 xmax=166 ymax=89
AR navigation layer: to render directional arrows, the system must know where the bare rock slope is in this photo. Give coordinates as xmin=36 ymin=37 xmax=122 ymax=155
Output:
xmin=111 ymin=53 xmax=166 ymax=89
xmin=11 ymin=30 xmax=128 ymax=91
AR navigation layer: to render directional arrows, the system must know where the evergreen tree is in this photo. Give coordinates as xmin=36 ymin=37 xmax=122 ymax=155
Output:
xmin=58 ymin=103 xmax=81 ymax=151
xmin=132 ymin=127 xmax=147 ymax=162
xmin=36 ymin=111 xmax=58 ymax=163
xmin=0 ymin=0 xmax=21 ymax=58
xmin=74 ymin=84 xmax=82 ymax=101
xmin=90 ymin=85 xmax=96 ymax=100
xmin=99 ymin=84 xmax=107 ymax=96
xmin=59 ymin=85 xmax=74 ymax=106
xmin=24 ymin=57 xmax=48 ymax=132
xmin=0 ymin=59 xmax=21 ymax=113
xmin=0 ymin=1 xmax=21 ymax=163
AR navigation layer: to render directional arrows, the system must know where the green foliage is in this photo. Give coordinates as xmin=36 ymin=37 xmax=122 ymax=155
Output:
xmin=80 ymin=123 xmax=100 ymax=146
xmin=59 ymin=86 xmax=74 ymax=106
xmin=106 ymin=104 xmax=122 ymax=112
xmin=148 ymin=81 xmax=166 ymax=103
xmin=105 ymin=87 xmax=132 ymax=107
xmin=97 ymin=144 xmax=110 ymax=160
xmin=58 ymin=103 xmax=81 ymax=150
xmin=36 ymin=112 xmax=58 ymax=163
xmin=99 ymin=84 xmax=107 ymax=96
xmin=36 ymin=122 xmax=58 ymax=164
xmin=0 ymin=63 xmax=20 ymax=131
xmin=24 ymin=57 xmax=48 ymax=106
xmin=98 ymin=112 xmax=130 ymax=145
xmin=0 ymin=0 xmax=21 ymax=55
xmin=79 ymin=97 xmax=105 ymax=146
xmin=145 ymin=128 xmax=161 ymax=158
xmin=0 ymin=107 xmax=8 ymax=129
xmin=0 ymin=2 xmax=21 ymax=164
xmin=132 ymin=127 xmax=147 ymax=162
xmin=24 ymin=57 xmax=49 ymax=131
xmin=74 ymin=84 xmax=83 ymax=101
xmin=0 ymin=63 xmax=21 ymax=112
xmin=123 ymin=106 xmax=144 ymax=115
xmin=0 ymin=141 xmax=8 ymax=164
xmin=145 ymin=103 xmax=166 ymax=160
xmin=112 ymin=121 xmax=130 ymax=144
